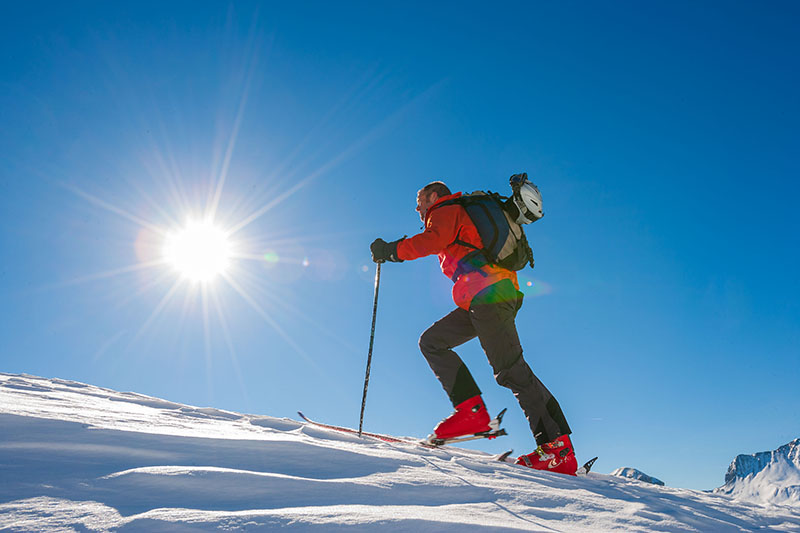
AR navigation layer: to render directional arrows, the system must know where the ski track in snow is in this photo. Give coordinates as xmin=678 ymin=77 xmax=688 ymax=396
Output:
xmin=1 ymin=373 xmax=799 ymax=532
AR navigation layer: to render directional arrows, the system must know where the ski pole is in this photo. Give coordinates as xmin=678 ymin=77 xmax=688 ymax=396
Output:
xmin=358 ymin=261 xmax=381 ymax=437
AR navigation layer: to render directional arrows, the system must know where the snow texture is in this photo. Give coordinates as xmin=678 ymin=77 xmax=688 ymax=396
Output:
xmin=715 ymin=439 xmax=800 ymax=507
xmin=2 ymin=372 xmax=800 ymax=532
xmin=610 ymin=468 xmax=665 ymax=486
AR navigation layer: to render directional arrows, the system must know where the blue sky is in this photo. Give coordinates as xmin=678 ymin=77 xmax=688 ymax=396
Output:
xmin=1 ymin=1 xmax=798 ymax=490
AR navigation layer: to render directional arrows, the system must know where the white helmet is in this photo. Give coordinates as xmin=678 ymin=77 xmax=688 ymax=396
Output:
xmin=509 ymin=173 xmax=543 ymax=224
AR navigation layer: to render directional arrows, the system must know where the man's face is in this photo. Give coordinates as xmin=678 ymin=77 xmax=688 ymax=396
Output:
xmin=416 ymin=189 xmax=439 ymax=222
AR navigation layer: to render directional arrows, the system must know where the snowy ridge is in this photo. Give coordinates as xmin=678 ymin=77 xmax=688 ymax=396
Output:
xmin=2 ymin=372 xmax=800 ymax=532
xmin=610 ymin=467 xmax=665 ymax=486
xmin=715 ymin=439 xmax=800 ymax=507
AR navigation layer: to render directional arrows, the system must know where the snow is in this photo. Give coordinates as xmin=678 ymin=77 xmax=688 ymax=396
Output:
xmin=610 ymin=468 xmax=664 ymax=486
xmin=716 ymin=439 xmax=800 ymax=507
xmin=2 ymin=373 xmax=800 ymax=532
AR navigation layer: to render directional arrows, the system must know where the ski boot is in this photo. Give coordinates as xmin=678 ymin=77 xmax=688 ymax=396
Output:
xmin=425 ymin=395 xmax=507 ymax=445
xmin=515 ymin=434 xmax=578 ymax=476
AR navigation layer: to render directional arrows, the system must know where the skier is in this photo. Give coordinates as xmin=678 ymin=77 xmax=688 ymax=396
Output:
xmin=370 ymin=181 xmax=578 ymax=475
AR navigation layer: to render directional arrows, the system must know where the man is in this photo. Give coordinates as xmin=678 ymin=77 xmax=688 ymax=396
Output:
xmin=370 ymin=181 xmax=577 ymax=475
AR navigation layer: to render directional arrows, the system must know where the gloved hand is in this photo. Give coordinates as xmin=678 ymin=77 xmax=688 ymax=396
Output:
xmin=370 ymin=238 xmax=404 ymax=263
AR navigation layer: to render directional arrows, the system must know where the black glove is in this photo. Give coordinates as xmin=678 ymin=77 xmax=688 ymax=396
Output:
xmin=370 ymin=238 xmax=404 ymax=263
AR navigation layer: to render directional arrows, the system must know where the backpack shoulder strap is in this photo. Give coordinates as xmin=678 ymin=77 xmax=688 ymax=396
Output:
xmin=429 ymin=196 xmax=482 ymax=251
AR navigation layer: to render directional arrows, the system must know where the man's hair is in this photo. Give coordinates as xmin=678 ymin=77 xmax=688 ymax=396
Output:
xmin=420 ymin=181 xmax=451 ymax=197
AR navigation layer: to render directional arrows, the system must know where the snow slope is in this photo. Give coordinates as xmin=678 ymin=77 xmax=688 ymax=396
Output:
xmin=2 ymin=373 xmax=799 ymax=532
xmin=716 ymin=439 xmax=800 ymax=507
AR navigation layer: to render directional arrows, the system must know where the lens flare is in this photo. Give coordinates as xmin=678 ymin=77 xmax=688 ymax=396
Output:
xmin=517 ymin=275 xmax=553 ymax=298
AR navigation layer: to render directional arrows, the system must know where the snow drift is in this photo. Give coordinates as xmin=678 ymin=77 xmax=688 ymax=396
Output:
xmin=2 ymin=372 xmax=800 ymax=532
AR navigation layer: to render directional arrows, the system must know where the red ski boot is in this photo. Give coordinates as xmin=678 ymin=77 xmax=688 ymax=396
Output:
xmin=428 ymin=395 xmax=492 ymax=442
xmin=515 ymin=434 xmax=578 ymax=476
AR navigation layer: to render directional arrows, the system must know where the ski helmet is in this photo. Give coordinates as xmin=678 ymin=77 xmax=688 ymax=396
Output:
xmin=509 ymin=173 xmax=543 ymax=224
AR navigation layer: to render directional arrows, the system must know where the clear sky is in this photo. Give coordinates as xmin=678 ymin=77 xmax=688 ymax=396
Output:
xmin=1 ymin=1 xmax=798 ymax=490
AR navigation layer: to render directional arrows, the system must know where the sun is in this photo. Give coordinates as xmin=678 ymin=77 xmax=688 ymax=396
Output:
xmin=163 ymin=220 xmax=232 ymax=282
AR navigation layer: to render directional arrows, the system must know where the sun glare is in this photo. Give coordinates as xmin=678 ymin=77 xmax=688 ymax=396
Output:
xmin=164 ymin=220 xmax=232 ymax=282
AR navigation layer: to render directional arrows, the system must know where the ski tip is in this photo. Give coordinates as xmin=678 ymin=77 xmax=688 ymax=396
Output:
xmin=497 ymin=450 xmax=514 ymax=462
xmin=582 ymin=456 xmax=599 ymax=474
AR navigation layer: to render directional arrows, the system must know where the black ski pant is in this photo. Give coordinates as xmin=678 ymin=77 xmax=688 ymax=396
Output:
xmin=418 ymin=279 xmax=571 ymax=446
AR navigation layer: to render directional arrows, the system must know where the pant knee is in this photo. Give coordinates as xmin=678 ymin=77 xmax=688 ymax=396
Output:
xmin=419 ymin=328 xmax=437 ymax=354
xmin=494 ymin=355 xmax=533 ymax=390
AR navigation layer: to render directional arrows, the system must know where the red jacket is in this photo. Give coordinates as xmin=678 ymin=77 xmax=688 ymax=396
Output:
xmin=396 ymin=193 xmax=519 ymax=310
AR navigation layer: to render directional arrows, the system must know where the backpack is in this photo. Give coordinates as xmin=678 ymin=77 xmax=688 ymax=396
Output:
xmin=435 ymin=175 xmax=542 ymax=278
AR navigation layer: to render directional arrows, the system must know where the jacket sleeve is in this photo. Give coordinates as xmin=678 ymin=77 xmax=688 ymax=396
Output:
xmin=396 ymin=205 xmax=460 ymax=261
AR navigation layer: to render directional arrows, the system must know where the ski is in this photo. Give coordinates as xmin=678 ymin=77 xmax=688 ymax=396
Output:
xmin=298 ymin=410 xmax=508 ymax=448
xmin=297 ymin=411 xmax=428 ymax=446
xmin=495 ymin=450 xmax=515 ymax=462
xmin=426 ymin=428 xmax=507 ymax=446
xmin=298 ymin=411 xmax=598 ymax=476
xmin=579 ymin=456 xmax=598 ymax=475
